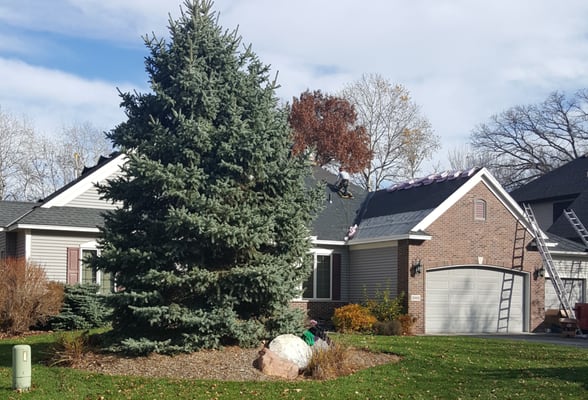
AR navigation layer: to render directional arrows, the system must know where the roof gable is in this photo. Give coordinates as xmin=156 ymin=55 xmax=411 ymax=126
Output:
xmin=40 ymin=152 xmax=126 ymax=208
xmin=350 ymin=168 xmax=530 ymax=243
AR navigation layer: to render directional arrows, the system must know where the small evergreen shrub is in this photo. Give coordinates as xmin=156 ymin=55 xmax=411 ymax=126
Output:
xmin=373 ymin=320 xmax=403 ymax=336
xmin=332 ymin=304 xmax=376 ymax=333
xmin=0 ymin=258 xmax=64 ymax=334
xmin=48 ymin=284 xmax=112 ymax=330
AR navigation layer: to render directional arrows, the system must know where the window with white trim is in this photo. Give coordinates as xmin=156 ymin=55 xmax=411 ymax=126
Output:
xmin=302 ymin=253 xmax=332 ymax=300
xmin=81 ymin=249 xmax=113 ymax=294
xmin=474 ymin=199 xmax=487 ymax=221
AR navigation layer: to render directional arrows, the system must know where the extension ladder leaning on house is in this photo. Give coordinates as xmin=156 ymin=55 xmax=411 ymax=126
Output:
xmin=523 ymin=204 xmax=582 ymax=335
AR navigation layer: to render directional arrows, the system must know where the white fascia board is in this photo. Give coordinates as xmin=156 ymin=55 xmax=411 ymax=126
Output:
xmin=312 ymin=239 xmax=347 ymax=246
xmin=349 ymin=232 xmax=432 ymax=246
xmin=550 ymin=250 xmax=588 ymax=257
xmin=8 ymin=224 xmax=100 ymax=233
xmin=41 ymin=153 xmax=127 ymax=208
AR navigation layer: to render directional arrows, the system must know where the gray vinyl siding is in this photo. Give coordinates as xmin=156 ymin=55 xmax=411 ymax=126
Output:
xmin=66 ymin=185 xmax=118 ymax=209
xmin=548 ymin=255 xmax=588 ymax=309
xmin=15 ymin=231 xmax=26 ymax=259
xmin=348 ymin=246 xmax=398 ymax=303
xmin=29 ymin=230 xmax=97 ymax=282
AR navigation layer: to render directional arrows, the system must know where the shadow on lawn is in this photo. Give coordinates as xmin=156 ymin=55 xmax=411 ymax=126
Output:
xmin=484 ymin=365 xmax=588 ymax=390
xmin=0 ymin=338 xmax=54 ymax=368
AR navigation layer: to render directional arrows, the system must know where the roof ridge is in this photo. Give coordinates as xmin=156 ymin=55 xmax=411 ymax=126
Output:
xmin=386 ymin=167 xmax=479 ymax=192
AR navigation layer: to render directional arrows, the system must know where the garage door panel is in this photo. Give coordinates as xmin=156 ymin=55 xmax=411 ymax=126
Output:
xmin=426 ymin=267 xmax=525 ymax=334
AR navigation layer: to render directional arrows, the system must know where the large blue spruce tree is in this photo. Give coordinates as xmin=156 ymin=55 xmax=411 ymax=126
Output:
xmin=95 ymin=0 xmax=320 ymax=354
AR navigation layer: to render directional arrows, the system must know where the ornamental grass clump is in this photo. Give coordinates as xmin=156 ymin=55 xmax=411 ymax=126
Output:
xmin=305 ymin=342 xmax=351 ymax=380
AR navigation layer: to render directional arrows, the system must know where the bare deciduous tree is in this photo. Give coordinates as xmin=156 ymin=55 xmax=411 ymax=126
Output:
xmin=0 ymin=108 xmax=113 ymax=200
xmin=341 ymin=73 xmax=439 ymax=190
xmin=470 ymin=89 xmax=588 ymax=189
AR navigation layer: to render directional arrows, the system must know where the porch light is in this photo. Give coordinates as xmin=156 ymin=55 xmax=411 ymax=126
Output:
xmin=534 ymin=266 xmax=546 ymax=279
xmin=411 ymin=259 xmax=423 ymax=276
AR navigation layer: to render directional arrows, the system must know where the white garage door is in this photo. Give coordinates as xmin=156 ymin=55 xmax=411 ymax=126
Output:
xmin=545 ymin=278 xmax=584 ymax=310
xmin=426 ymin=267 xmax=525 ymax=334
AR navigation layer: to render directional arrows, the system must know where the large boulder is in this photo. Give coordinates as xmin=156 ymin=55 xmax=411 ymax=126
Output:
xmin=254 ymin=348 xmax=299 ymax=379
xmin=268 ymin=334 xmax=312 ymax=369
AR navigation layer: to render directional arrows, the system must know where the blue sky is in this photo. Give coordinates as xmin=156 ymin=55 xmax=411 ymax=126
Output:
xmin=2 ymin=0 xmax=588 ymax=172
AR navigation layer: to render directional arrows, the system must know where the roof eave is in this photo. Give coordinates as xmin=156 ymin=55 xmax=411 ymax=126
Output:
xmin=349 ymin=232 xmax=432 ymax=245
xmin=7 ymin=224 xmax=100 ymax=233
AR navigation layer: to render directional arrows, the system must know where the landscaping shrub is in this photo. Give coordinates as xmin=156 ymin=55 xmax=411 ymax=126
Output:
xmin=373 ymin=320 xmax=403 ymax=336
xmin=0 ymin=258 xmax=64 ymax=334
xmin=47 ymin=331 xmax=92 ymax=367
xmin=48 ymin=284 xmax=112 ymax=330
xmin=397 ymin=314 xmax=416 ymax=335
xmin=332 ymin=304 xmax=376 ymax=333
xmin=363 ymin=288 xmax=405 ymax=322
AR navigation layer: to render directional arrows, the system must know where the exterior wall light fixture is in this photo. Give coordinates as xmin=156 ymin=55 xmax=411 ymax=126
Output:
xmin=411 ymin=259 xmax=423 ymax=276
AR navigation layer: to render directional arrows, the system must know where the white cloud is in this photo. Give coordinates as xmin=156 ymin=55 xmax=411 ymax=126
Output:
xmin=0 ymin=58 xmax=136 ymax=135
xmin=2 ymin=0 xmax=588 ymax=171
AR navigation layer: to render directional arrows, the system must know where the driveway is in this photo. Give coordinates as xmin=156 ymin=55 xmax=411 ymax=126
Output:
xmin=470 ymin=333 xmax=588 ymax=348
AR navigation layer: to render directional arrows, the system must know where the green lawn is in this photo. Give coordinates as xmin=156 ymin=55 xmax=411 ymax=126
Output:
xmin=1 ymin=332 xmax=586 ymax=399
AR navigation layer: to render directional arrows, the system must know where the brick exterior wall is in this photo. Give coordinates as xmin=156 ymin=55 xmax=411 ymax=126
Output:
xmin=290 ymin=301 xmax=347 ymax=323
xmin=403 ymin=182 xmax=545 ymax=334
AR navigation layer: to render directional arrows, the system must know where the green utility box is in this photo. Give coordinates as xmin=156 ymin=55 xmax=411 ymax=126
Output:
xmin=12 ymin=345 xmax=31 ymax=391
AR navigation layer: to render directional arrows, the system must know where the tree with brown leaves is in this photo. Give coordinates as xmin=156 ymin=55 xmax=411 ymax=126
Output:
xmin=289 ymin=90 xmax=371 ymax=173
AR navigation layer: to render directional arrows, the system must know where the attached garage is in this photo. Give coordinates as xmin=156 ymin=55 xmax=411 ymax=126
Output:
xmin=425 ymin=266 xmax=528 ymax=334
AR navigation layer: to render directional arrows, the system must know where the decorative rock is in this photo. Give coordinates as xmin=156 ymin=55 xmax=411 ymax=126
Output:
xmin=255 ymin=348 xmax=299 ymax=379
xmin=268 ymin=334 xmax=312 ymax=369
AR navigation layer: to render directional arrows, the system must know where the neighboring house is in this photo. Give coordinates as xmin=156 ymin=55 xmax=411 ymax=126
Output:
xmin=0 ymin=153 xmax=125 ymax=294
xmin=0 ymin=154 xmax=547 ymax=334
xmin=510 ymin=156 xmax=588 ymax=312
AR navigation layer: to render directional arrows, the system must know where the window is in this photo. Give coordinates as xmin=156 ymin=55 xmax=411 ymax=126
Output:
xmin=474 ymin=199 xmax=486 ymax=221
xmin=81 ymin=249 xmax=113 ymax=294
xmin=303 ymin=254 xmax=332 ymax=300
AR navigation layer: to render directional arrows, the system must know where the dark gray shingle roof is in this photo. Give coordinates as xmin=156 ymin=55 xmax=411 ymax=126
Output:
xmin=351 ymin=170 xmax=478 ymax=241
xmin=510 ymin=155 xmax=588 ymax=203
xmin=309 ymin=166 xmax=367 ymax=241
xmin=16 ymin=206 xmax=108 ymax=229
xmin=0 ymin=201 xmax=36 ymax=227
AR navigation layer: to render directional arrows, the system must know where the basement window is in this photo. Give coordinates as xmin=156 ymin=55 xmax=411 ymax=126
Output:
xmin=474 ymin=199 xmax=487 ymax=221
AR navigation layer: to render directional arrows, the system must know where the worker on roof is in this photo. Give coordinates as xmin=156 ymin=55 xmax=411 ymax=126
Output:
xmin=335 ymin=166 xmax=351 ymax=196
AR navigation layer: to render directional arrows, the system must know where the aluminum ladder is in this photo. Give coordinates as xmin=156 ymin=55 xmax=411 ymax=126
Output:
xmin=563 ymin=209 xmax=588 ymax=248
xmin=523 ymin=204 xmax=577 ymax=320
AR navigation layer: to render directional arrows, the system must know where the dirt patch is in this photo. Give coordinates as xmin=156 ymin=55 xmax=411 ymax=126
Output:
xmin=71 ymin=345 xmax=400 ymax=381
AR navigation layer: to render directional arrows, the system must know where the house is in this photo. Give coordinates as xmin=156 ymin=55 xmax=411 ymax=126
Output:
xmin=510 ymin=156 xmax=588 ymax=312
xmin=342 ymin=168 xmax=544 ymax=334
xmin=0 ymin=154 xmax=546 ymax=334
xmin=0 ymin=153 xmax=125 ymax=294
